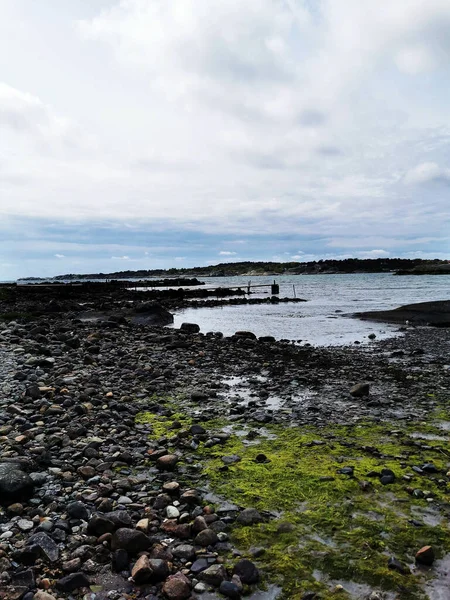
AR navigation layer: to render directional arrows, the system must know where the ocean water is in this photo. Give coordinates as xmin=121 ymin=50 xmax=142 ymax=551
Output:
xmin=168 ymin=273 xmax=450 ymax=346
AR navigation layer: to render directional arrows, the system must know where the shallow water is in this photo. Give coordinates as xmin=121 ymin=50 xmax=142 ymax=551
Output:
xmin=426 ymin=553 xmax=450 ymax=600
xmin=168 ymin=273 xmax=449 ymax=346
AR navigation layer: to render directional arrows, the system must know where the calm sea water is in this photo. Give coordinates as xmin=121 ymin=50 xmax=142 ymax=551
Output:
xmin=168 ymin=273 xmax=450 ymax=346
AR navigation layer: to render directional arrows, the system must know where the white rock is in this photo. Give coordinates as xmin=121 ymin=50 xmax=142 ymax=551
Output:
xmin=166 ymin=506 xmax=180 ymax=519
xmin=17 ymin=519 xmax=34 ymax=531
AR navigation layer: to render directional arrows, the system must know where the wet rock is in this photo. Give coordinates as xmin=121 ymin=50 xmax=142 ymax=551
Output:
xmin=66 ymin=501 xmax=89 ymax=521
xmin=33 ymin=592 xmax=57 ymax=600
xmin=180 ymin=489 xmax=201 ymax=505
xmin=133 ymin=302 xmax=174 ymax=325
xmin=27 ymin=532 xmax=59 ymax=562
xmin=156 ymin=454 xmax=179 ymax=471
xmin=350 ymin=383 xmax=370 ymax=397
xmin=62 ymin=558 xmax=82 ymax=573
xmin=105 ymin=510 xmax=132 ymax=528
xmin=190 ymin=558 xmax=209 ymax=575
xmin=163 ymin=481 xmax=180 ymax=495
xmin=337 ymin=466 xmax=354 ymax=476
xmin=194 ymin=528 xmax=219 ymax=546
xmin=222 ymin=455 xmax=241 ymax=465
xmin=233 ymin=559 xmax=260 ymax=584
xmin=198 ymin=564 xmax=227 ymax=586
xmin=192 ymin=516 xmax=208 ymax=533
xmin=112 ymin=549 xmax=129 ymax=572
xmin=415 ymin=545 xmax=435 ymax=566
xmin=380 ymin=469 xmax=396 ymax=485
xmin=422 ymin=463 xmax=439 ymax=473
xmin=190 ymin=424 xmax=206 ymax=435
xmin=236 ymin=508 xmax=263 ymax=526
xmin=87 ymin=514 xmax=115 ymax=536
xmin=56 ymin=572 xmax=90 ymax=592
xmin=131 ymin=555 xmax=153 ymax=584
xmin=234 ymin=331 xmax=257 ymax=340
xmin=387 ymin=557 xmax=409 ymax=574
xmin=111 ymin=528 xmax=152 ymax=553
xmin=219 ymin=581 xmax=241 ymax=598
xmin=166 ymin=506 xmax=180 ymax=519
xmin=0 ymin=463 xmax=35 ymax=504
xmin=172 ymin=544 xmax=196 ymax=561
xmin=162 ymin=572 xmax=191 ymax=600
xmin=180 ymin=323 xmax=200 ymax=334
xmin=17 ymin=519 xmax=34 ymax=532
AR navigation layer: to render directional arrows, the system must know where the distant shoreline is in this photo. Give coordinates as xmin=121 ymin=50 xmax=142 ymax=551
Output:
xmin=15 ymin=257 xmax=449 ymax=282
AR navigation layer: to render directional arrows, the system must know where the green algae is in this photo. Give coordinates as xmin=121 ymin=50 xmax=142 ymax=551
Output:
xmin=197 ymin=421 xmax=450 ymax=599
xmin=136 ymin=402 xmax=450 ymax=599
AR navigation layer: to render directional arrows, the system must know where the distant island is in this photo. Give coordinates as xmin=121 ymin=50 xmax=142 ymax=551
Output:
xmin=17 ymin=257 xmax=450 ymax=281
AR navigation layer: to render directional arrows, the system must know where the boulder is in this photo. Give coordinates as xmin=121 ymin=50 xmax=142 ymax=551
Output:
xmin=163 ymin=573 xmax=191 ymax=600
xmin=132 ymin=302 xmax=174 ymax=325
xmin=416 ymin=546 xmax=435 ymax=566
xmin=194 ymin=528 xmax=218 ymax=546
xmin=56 ymin=572 xmax=90 ymax=592
xmin=233 ymin=559 xmax=260 ymax=584
xmin=0 ymin=463 xmax=34 ymax=504
xmin=198 ymin=564 xmax=227 ymax=586
xmin=180 ymin=323 xmax=200 ymax=333
xmin=111 ymin=528 xmax=152 ymax=553
xmin=236 ymin=508 xmax=263 ymax=526
xmin=349 ymin=383 xmax=370 ymax=397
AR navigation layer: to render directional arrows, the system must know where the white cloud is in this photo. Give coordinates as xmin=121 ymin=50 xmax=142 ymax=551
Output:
xmin=360 ymin=249 xmax=390 ymax=258
xmin=54 ymin=254 xmax=65 ymax=258
xmin=404 ymin=162 xmax=450 ymax=185
xmin=219 ymin=251 xmax=237 ymax=256
xmin=111 ymin=255 xmax=130 ymax=260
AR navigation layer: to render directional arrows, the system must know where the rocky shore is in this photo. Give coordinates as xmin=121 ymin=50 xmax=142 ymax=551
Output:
xmin=1 ymin=290 xmax=450 ymax=600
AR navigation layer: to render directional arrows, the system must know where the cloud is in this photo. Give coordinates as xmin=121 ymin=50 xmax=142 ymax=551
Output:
xmin=54 ymin=254 xmax=65 ymax=258
xmin=219 ymin=251 xmax=237 ymax=256
xmin=404 ymin=162 xmax=450 ymax=186
xmin=111 ymin=255 xmax=130 ymax=260
xmin=0 ymin=82 xmax=94 ymax=152
xmin=0 ymin=0 xmax=450 ymax=279
xmin=360 ymin=249 xmax=390 ymax=258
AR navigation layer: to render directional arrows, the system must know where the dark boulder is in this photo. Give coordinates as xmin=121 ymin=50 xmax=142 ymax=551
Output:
xmin=233 ymin=559 xmax=260 ymax=584
xmin=111 ymin=528 xmax=152 ymax=553
xmin=0 ymin=463 xmax=34 ymax=504
xmin=180 ymin=322 xmax=200 ymax=333
xmin=56 ymin=572 xmax=90 ymax=592
xmin=131 ymin=302 xmax=174 ymax=325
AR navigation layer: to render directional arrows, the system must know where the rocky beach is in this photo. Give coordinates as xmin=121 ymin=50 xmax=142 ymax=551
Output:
xmin=1 ymin=286 xmax=450 ymax=600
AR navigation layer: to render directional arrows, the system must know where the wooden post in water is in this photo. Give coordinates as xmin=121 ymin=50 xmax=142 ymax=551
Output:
xmin=271 ymin=280 xmax=280 ymax=295
xmin=293 ymin=284 xmax=296 ymax=298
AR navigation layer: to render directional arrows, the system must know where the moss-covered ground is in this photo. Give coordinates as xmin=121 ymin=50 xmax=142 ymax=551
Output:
xmin=137 ymin=399 xmax=450 ymax=600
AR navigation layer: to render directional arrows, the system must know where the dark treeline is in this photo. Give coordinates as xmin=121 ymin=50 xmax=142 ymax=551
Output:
xmin=19 ymin=258 xmax=447 ymax=281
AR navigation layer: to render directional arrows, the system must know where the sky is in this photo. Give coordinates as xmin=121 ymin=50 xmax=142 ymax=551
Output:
xmin=1 ymin=0 xmax=450 ymax=279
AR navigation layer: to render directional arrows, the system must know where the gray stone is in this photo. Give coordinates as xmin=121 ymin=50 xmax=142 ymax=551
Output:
xmin=194 ymin=528 xmax=219 ymax=547
xmin=172 ymin=544 xmax=196 ymax=561
xmin=198 ymin=564 xmax=227 ymax=586
xmin=236 ymin=508 xmax=263 ymax=526
xmin=27 ymin=532 xmax=59 ymax=562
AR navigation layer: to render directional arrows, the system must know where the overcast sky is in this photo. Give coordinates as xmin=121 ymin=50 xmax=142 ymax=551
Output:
xmin=1 ymin=0 xmax=450 ymax=278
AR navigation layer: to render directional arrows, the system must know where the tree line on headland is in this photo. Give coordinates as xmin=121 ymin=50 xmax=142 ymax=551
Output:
xmin=19 ymin=258 xmax=450 ymax=281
